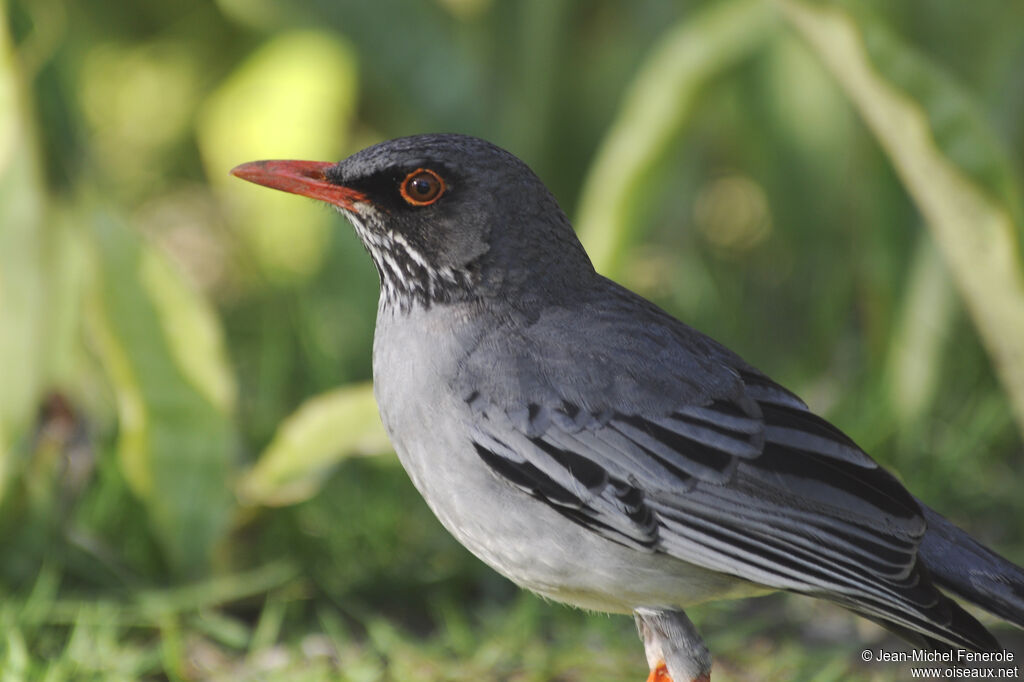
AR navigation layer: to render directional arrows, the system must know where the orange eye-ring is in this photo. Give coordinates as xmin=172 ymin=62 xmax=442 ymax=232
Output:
xmin=400 ymin=168 xmax=445 ymax=206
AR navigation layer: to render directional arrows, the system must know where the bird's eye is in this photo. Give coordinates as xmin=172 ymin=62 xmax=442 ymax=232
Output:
xmin=400 ymin=168 xmax=445 ymax=206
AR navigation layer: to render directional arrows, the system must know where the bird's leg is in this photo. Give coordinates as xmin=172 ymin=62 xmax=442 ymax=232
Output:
xmin=646 ymin=662 xmax=673 ymax=682
xmin=634 ymin=608 xmax=712 ymax=682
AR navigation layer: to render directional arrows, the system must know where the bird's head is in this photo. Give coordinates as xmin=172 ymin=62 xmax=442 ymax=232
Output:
xmin=231 ymin=134 xmax=593 ymax=311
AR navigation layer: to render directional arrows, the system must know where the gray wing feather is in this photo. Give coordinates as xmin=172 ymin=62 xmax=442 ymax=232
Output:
xmin=455 ymin=279 xmax=996 ymax=651
xmin=919 ymin=503 xmax=1024 ymax=629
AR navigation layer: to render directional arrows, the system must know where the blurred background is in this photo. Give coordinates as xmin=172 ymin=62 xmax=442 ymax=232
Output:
xmin=1 ymin=0 xmax=1023 ymax=679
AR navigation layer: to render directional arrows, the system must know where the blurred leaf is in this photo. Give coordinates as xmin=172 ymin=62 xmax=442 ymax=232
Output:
xmin=847 ymin=4 xmax=1023 ymax=233
xmin=198 ymin=31 xmax=358 ymax=282
xmin=885 ymin=238 xmax=956 ymax=423
xmin=0 ymin=1 xmax=46 ymax=502
xmin=139 ymin=249 xmax=236 ymax=414
xmin=84 ymin=209 xmax=235 ymax=577
xmin=77 ymin=41 xmax=201 ymax=191
xmin=238 ymin=383 xmax=390 ymax=507
xmin=762 ymin=32 xmax=852 ymax=163
xmin=214 ymin=0 xmax=291 ymax=31
xmin=777 ymin=0 xmax=1024 ymax=437
xmin=576 ymin=0 xmax=775 ymax=276
xmin=293 ymin=0 xmax=486 ymax=132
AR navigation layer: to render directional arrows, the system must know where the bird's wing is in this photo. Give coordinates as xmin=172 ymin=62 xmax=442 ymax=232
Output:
xmin=457 ymin=287 xmax=995 ymax=651
xmin=466 ymin=379 xmax=995 ymax=651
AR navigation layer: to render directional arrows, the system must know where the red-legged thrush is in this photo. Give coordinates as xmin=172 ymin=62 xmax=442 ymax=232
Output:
xmin=232 ymin=134 xmax=1024 ymax=682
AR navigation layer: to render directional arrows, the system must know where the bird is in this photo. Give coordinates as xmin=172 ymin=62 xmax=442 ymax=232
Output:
xmin=231 ymin=133 xmax=1024 ymax=681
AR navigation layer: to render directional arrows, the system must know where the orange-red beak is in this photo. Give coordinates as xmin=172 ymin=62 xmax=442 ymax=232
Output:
xmin=229 ymin=160 xmax=367 ymax=211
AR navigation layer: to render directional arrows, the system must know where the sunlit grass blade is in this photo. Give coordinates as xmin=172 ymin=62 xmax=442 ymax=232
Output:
xmin=238 ymin=383 xmax=391 ymax=507
xmin=885 ymin=238 xmax=957 ymax=424
xmin=84 ymin=208 xmax=236 ymax=577
xmin=0 ymin=3 xmax=46 ymax=502
xmin=776 ymin=0 xmax=1024 ymax=438
xmin=575 ymin=0 xmax=775 ymax=276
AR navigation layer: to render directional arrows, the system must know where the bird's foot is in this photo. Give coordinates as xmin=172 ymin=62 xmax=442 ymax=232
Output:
xmin=646 ymin=660 xmax=710 ymax=682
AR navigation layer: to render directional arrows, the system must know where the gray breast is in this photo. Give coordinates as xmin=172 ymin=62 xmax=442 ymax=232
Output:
xmin=369 ymin=303 xmax=757 ymax=612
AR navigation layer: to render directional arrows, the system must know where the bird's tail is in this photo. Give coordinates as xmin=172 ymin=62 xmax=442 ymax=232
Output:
xmin=918 ymin=501 xmax=1024 ymax=629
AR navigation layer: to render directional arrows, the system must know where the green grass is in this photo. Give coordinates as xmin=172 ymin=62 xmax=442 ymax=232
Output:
xmin=3 ymin=459 xmax=1022 ymax=680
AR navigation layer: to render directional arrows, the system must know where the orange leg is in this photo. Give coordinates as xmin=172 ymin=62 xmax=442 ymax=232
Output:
xmin=646 ymin=661 xmax=672 ymax=682
xmin=646 ymin=660 xmax=711 ymax=682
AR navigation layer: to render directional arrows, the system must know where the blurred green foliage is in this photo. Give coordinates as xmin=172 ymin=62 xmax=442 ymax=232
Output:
xmin=1 ymin=0 xmax=1022 ymax=679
